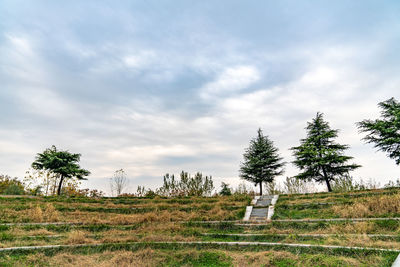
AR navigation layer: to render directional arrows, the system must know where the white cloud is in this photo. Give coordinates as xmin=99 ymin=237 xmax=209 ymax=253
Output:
xmin=200 ymin=65 xmax=260 ymax=99
xmin=123 ymin=50 xmax=156 ymax=68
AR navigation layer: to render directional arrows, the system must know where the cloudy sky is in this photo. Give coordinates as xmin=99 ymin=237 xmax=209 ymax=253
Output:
xmin=1 ymin=1 xmax=399 ymax=195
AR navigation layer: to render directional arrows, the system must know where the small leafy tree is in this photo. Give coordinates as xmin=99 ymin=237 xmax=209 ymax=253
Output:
xmin=358 ymin=97 xmax=400 ymax=165
xmin=31 ymin=146 xmax=90 ymax=195
xmin=219 ymin=182 xmax=232 ymax=196
xmin=291 ymin=112 xmax=360 ymax=192
xmin=110 ymin=169 xmax=129 ymax=196
xmin=239 ymin=128 xmax=285 ymax=195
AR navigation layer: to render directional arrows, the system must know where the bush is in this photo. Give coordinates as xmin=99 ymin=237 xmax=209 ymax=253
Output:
xmin=332 ymin=176 xmax=380 ymax=193
xmin=332 ymin=176 xmax=360 ymax=192
xmin=157 ymin=171 xmax=214 ymax=197
xmin=145 ymin=189 xmax=157 ymax=198
xmin=219 ymin=182 xmax=232 ymax=196
xmin=3 ymin=184 xmax=25 ymax=195
xmin=284 ymin=177 xmax=315 ymax=194
xmin=0 ymin=175 xmax=25 ymax=195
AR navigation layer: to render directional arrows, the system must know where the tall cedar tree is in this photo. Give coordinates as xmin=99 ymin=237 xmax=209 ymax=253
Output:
xmin=32 ymin=146 xmax=90 ymax=195
xmin=240 ymin=128 xmax=285 ymax=195
xmin=291 ymin=113 xmax=360 ymax=192
xmin=358 ymin=97 xmax=400 ymax=165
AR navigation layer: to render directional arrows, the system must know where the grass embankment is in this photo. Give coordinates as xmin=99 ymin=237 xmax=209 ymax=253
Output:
xmin=0 ymin=195 xmax=250 ymax=224
xmin=273 ymin=188 xmax=400 ymax=219
xmin=1 ymin=189 xmax=400 ymax=266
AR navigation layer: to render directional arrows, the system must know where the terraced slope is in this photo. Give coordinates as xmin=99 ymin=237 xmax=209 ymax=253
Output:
xmin=1 ymin=189 xmax=400 ymax=266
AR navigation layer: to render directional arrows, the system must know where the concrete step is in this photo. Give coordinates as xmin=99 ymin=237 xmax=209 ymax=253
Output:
xmin=250 ymin=218 xmax=267 ymax=221
xmin=249 ymin=208 xmax=268 ymax=219
xmin=255 ymin=199 xmax=271 ymax=206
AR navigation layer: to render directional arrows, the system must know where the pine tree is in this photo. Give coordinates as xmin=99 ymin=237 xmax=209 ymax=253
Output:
xmin=291 ymin=113 xmax=360 ymax=192
xmin=358 ymin=97 xmax=400 ymax=165
xmin=239 ymin=128 xmax=285 ymax=195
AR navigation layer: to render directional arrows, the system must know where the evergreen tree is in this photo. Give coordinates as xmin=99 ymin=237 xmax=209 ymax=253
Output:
xmin=291 ymin=113 xmax=360 ymax=192
xmin=358 ymin=97 xmax=400 ymax=165
xmin=239 ymin=128 xmax=285 ymax=195
xmin=32 ymin=146 xmax=90 ymax=195
xmin=219 ymin=182 xmax=232 ymax=196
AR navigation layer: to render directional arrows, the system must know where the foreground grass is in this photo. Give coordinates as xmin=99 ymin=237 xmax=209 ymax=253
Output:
xmin=0 ymin=243 xmax=396 ymax=267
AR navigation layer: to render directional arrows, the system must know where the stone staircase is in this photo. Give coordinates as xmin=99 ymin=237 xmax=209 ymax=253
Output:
xmin=249 ymin=195 xmax=273 ymax=221
xmin=243 ymin=195 xmax=279 ymax=222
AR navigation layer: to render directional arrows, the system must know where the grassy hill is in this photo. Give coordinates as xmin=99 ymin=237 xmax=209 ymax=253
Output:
xmin=1 ymin=189 xmax=400 ymax=266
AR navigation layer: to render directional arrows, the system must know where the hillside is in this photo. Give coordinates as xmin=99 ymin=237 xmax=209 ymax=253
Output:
xmin=1 ymin=189 xmax=400 ymax=266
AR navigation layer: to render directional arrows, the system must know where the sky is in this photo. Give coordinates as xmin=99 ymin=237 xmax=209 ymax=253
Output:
xmin=1 ymin=1 xmax=400 ymax=195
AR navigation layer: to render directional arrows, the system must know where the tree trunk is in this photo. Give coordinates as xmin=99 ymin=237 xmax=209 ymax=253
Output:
xmin=57 ymin=175 xmax=64 ymax=196
xmin=321 ymin=167 xmax=332 ymax=192
xmin=325 ymin=179 xmax=332 ymax=192
xmin=259 ymin=182 xmax=263 ymax=196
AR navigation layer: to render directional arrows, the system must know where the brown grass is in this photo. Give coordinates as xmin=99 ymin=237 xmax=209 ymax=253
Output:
xmin=333 ymin=193 xmax=400 ymax=218
xmin=25 ymin=249 xmax=159 ymax=267
xmin=25 ymin=204 xmax=59 ymax=223
xmin=230 ymin=250 xmax=297 ymax=266
xmin=27 ymin=205 xmax=44 ymax=222
xmin=0 ymin=195 xmax=247 ymax=224
xmin=326 ymin=222 xmax=375 ymax=234
xmin=43 ymin=203 xmax=60 ymax=222
xmin=65 ymin=230 xmax=93 ymax=245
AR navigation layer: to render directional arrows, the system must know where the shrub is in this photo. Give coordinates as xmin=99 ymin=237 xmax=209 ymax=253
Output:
xmin=157 ymin=171 xmax=214 ymax=197
xmin=331 ymin=176 xmax=360 ymax=192
xmin=265 ymin=180 xmax=283 ymax=195
xmin=3 ymin=184 xmax=25 ymax=195
xmin=219 ymin=182 xmax=232 ymax=196
xmin=0 ymin=175 xmax=25 ymax=195
xmin=283 ymin=177 xmax=315 ymax=194
xmin=145 ymin=189 xmax=157 ymax=198
xmin=332 ymin=176 xmax=380 ymax=192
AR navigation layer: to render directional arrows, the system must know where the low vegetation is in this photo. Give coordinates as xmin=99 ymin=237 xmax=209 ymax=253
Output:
xmin=0 ymin=188 xmax=400 ymax=266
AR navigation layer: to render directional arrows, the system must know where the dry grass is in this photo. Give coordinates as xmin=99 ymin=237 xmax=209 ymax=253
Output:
xmin=326 ymin=222 xmax=375 ymax=234
xmin=43 ymin=203 xmax=60 ymax=221
xmin=333 ymin=193 xmax=400 ymax=218
xmin=0 ymin=195 xmax=246 ymax=224
xmin=23 ymin=249 xmax=159 ymax=267
xmin=27 ymin=205 xmax=44 ymax=222
xmin=25 ymin=204 xmax=59 ymax=223
xmin=12 ymin=228 xmax=55 ymax=237
xmin=230 ymin=250 xmax=297 ymax=266
xmin=61 ymin=207 xmax=226 ymax=225
xmin=65 ymin=230 xmax=93 ymax=245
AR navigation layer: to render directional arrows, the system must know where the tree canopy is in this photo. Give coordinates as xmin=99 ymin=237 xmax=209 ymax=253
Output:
xmin=239 ymin=128 xmax=285 ymax=195
xmin=358 ymin=97 xmax=400 ymax=165
xmin=31 ymin=145 xmax=90 ymax=195
xmin=291 ymin=112 xmax=360 ymax=192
